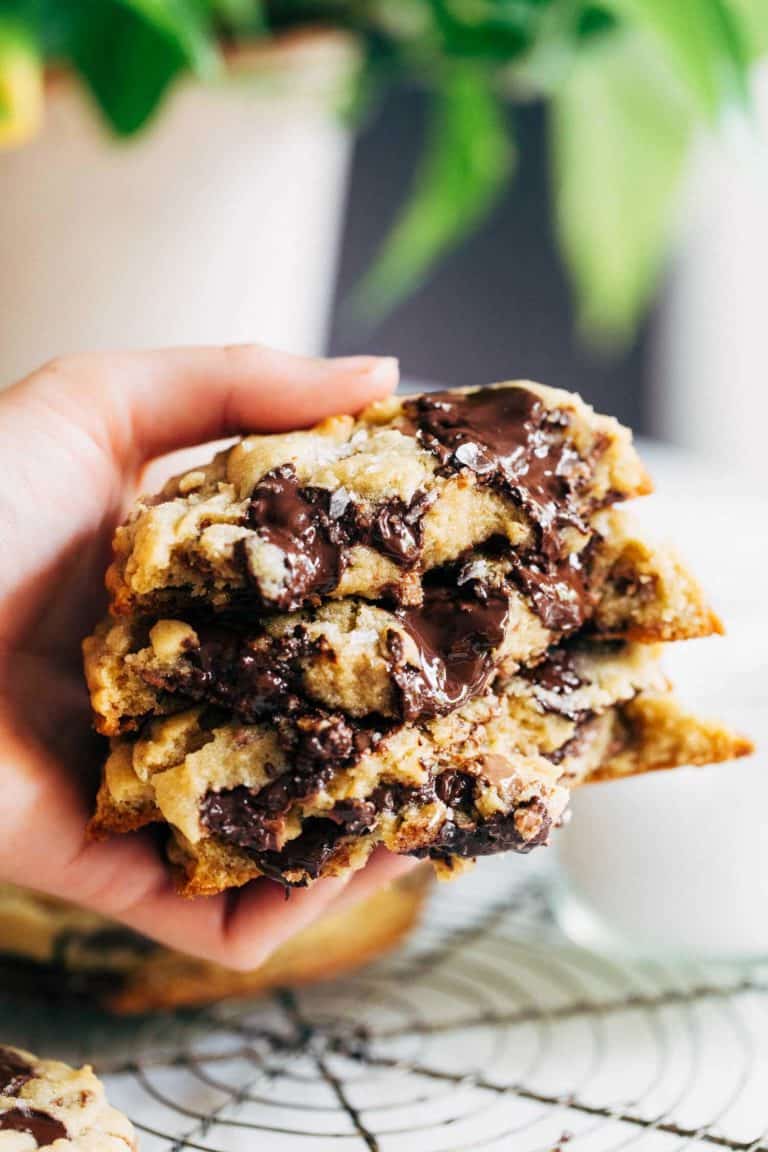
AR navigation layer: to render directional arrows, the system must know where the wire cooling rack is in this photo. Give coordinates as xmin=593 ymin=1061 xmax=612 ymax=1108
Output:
xmin=3 ymin=857 xmax=768 ymax=1152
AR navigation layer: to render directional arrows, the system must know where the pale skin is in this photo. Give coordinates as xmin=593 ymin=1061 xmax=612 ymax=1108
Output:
xmin=0 ymin=344 xmax=418 ymax=971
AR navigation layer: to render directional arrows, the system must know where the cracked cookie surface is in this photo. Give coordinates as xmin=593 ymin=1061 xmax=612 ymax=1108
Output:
xmin=90 ymin=642 xmax=751 ymax=892
xmin=86 ymin=511 xmax=719 ymax=735
xmin=106 ymin=382 xmax=651 ymax=617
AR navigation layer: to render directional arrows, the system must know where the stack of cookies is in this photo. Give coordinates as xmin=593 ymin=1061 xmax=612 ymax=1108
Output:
xmin=84 ymin=383 xmax=751 ymax=894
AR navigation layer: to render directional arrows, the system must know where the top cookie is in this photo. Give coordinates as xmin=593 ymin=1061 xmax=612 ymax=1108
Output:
xmin=107 ymin=382 xmax=651 ymax=616
xmin=0 ymin=1045 xmax=135 ymax=1149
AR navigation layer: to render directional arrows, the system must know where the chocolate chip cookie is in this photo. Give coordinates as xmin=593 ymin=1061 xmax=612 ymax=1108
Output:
xmin=90 ymin=641 xmax=749 ymax=892
xmin=0 ymin=1046 xmax=135 ymax=1149
xmin=86 ymin=509 xmax=719 ymax=734
xmin=85 ymin=381 xmax=751 ymax=894
xmin=106 ymin=382 xmax=651 ymax=616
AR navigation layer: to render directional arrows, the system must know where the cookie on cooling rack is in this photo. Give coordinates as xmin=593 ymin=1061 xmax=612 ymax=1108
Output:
xmin=0 ymin=871 xmax=431 ymax=1014
xmin=0 ymin=1045 xmax=135 ymax=1149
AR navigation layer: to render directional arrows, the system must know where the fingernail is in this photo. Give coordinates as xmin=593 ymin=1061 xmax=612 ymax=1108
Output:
xmin=333 ymin=355 xmax=399 ymax=381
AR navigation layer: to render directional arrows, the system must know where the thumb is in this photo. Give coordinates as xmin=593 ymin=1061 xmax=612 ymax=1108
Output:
xmin=5 ymin=344 xmax=399 ymax=473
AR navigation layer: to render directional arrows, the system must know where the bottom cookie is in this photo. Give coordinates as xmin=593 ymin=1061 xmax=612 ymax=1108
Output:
xmin=0 ymin=871 xmax=430 ymax=1015
xmin=0 ymin=1044 xmax=135 ymax=1149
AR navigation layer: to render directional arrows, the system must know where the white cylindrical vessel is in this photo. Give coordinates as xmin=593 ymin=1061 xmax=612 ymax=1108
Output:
xmin=652 ymin=66 xmax=768 ymax=465
xmin=556 ymin=444 xmax=767 ymax=958
xmin=0 ymin=32 xmax=357 ymax=387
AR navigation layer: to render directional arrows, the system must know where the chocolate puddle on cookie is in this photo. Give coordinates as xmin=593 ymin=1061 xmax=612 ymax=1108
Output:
xmin=389 ymin=577 xmax=509 ymax=720
xmin=402 ymin=386 xmax=586 ymax=532
xmin=402 ymin=387 xmax=596 ymax=630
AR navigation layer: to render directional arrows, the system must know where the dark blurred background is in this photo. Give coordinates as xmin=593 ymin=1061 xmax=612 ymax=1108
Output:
xmin=329 ymin=87 xmax=652 ymax=430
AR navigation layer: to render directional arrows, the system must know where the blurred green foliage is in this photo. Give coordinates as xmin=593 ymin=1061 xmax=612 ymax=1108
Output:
xmin=0 ymin=0 xmax=765 ymax=339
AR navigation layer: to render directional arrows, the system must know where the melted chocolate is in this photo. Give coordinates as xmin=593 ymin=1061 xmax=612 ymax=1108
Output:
xmin=506 ymin=549 xmax=589 ymax=632
xmin=244 ymin=465 xmax=343 ymax=610
xmin=142 ymin=624 xmax=310 ymax=723
xmin=203 ymin=760 xmax=552 ymax=882
xmin=198 ymin=709 xmax=385 ymax=854
xmin=527 ymin=647 xmax=584 ymax=694
xmin=389 ymin=579 xmax=509 ymax=720
xmin=236 ymin=388 xmax=602 ymax=623
xmin=0 ymin=1047 xmax=32 ymax=1095
xmin=403 ymin=387 xmax=586 ymax=539
xmin=523 ymin=646 xmax=588 ymax=721
xmin=145 ymin=571 xmax=510 ymax=727
xmin=417 ymin=801 xmax=552 ymax=860
xmin=0 ymin=1106 xmax=67 ymax=1144
xmin=403 ymin=387 xmax=594 ymax=631
xmin=243 ymin=466 xmax=435 ymax=610
xmin=368 ymin=493 xmax=434 ymax=564
xmin=201 ymin=776 xmax=320 ymax=853
xmin=252 ymin=818 xmax=346 ymax=883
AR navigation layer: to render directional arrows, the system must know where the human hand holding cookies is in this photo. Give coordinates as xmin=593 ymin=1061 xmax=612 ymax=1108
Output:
xmin=0 ymin=344 xmax=414 ymax=970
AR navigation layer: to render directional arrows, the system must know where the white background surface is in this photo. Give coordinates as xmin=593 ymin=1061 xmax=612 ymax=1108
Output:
xmin=559 ymin=442 xmax=768 ymax=956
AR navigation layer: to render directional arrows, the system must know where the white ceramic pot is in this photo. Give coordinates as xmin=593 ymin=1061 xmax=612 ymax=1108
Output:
xmin=652 ymin=64 xmax=768 ymax=464
xmin=0 ymin=32 xmax=358 ymax=387
xmin=556 ymin=443 xmax=768 ymax=958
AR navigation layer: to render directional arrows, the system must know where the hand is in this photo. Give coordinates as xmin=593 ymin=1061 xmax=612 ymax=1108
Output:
xmin=0 ymin=344 xmax=413 ymax=970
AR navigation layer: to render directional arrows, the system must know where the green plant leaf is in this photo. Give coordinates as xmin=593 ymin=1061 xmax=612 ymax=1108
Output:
xmin=67 ymin=0 xmax=218 ymax=136
xmin=429 ymin=0 xmax=549 ymax=61
xmin=119 ymin=0 xmax=218 ymax=74
xmin=727 ymin=0 xmax=768 ymax=60
xmin=210 ymin=0 xmax=265 ymax=33
xmin=551 ymin=27 xmax=694 ymax=342
xmin=355 ymin=63 xmax=513 ymax=318
xmin=604 ymin=0 xmax=749 ymax=117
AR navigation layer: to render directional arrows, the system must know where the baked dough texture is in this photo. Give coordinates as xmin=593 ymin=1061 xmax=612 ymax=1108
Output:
xmin=0 ymin=873 xmax=430 ymax=1014
xmin=84 ymin=381 xmax=752 ymax=894
xmin=0 ymin=1045 xmax=135 ymax=1149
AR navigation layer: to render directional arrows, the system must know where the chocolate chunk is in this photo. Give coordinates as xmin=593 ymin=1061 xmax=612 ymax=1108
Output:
xmin=527 ymin=647 xmax=585 ymax=695
xmin=0 ymin=1106 xmax=67 ymax=1144
xmin=0 ymin=1047 xmax=32 ymax=1095
xmin=417 ymin=801 xmax=552 ymax=859
xmin=142 ymin=625 xmax=310 ymax=723
xmin=327 ymin=799 xmax=378 ymax=835
xmin=505 ymin=549 xmax=589 ymax=633
xmin=389 ymin=580 xmax=509 ymax=720
xmin=278 ymin=711 xmax=387 ymax=775
xmin=403 ymin=387 xmax=586 ymax=538
xmin=243 ymin=466 xmax=437 ymax=610
xmin=523 ymin=647 xmax=588 ymax=721
xmin=200 ymin=786 xmax=289 ymax=852
xmin=369 ymin=492 xmax=435 ymax=564
xmin=435 ymin=770 xmax=476 ymax=809
xmin=256 ymin=818 xmax=345 ymax=881
xmin=404 ymin=387 xmax=594 ymax=631
xmin=244 ymin=465 xmax=344 ymax=610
